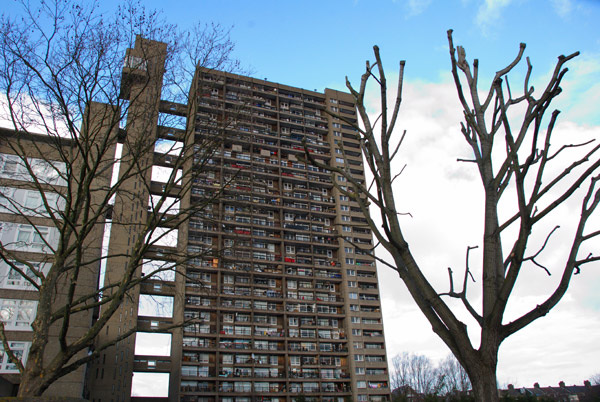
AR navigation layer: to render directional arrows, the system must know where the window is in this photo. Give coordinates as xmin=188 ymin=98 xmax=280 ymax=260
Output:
xmin=0 ymin=342 xmax=30 ymax=373
xmin=349 ymin=293 xmax=358 ymax=300
xmin=342 ymin=226 xmax=351 ymax=233
xmin=350 ymin=304 xmax=359 ymax=311
xmin=300 ymin=329 xmax=315 ymax=338
xmin=0 ymin=299 xmax=37 ymax=330
xmin=285 ymin=245 xmax=295 ymax=255
xmin=15 ymin=224 xmax=50 ymax=251
xmin=347 ymin=269 xmax=356 ymax=276
xmin=340 ymin=205 xmax=349 ymax=211
xmin=344 ymin=247 xmax=354 ymax=254
xmin=0 ymin=154 xmax=66 ymax=185
xmin=341 ymin=215 xmax=350 ymax=222
xmin=355 ymin=367 xmax=365 ymax=375
xmin=351 ymin=316 xmax=360 ymax=324
xmin=0 ymin=261 xmax=46 ymax=289
xmin=332 ymin=123 xmax=340 ymax=128
xmin=0 ymin=188 xmax=61 ymax=217
xmin=339 ymin=195 xmax=349 ymax=202
xmin=335 ymin=157 xmax=344 ymax=163
xmin=354 ymin=341 xmax=363 ymax=349
xmin=354 ymin=354 xmax=364 ymax=361
xmin=345 ymin=258 xmax=354 ymax=265
xmin=352 ymin=329 xmax=362 ymax=336
xmin=348 ymin=281 xmax=357 ymax=288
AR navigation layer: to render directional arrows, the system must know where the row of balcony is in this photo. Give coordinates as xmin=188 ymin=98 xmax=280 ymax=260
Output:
xmin=181 ymin=383 xmax=352 ymax=394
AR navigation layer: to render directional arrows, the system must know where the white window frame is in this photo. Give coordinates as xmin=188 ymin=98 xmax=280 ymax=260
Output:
xmin=16 ymin=224 xmax=50 ymax=251
xmin=0 ymin=260 xmax=46 ymax=289
xmin=0 ymin=299 xmax=37 ymax=331
xmin=0 ymin=154 xmax=66 ymax=186
xmin=0 ymin=341 xmax=30 ymax=373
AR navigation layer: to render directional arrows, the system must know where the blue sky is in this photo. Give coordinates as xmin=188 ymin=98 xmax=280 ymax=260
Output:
xmin=5 ymin=0 xmax=600 ymax=391
xmin=106 ymin=0 xmax=600 ymax=114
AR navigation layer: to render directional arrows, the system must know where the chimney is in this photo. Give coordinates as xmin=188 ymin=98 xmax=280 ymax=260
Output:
xmin=508 ymin=384 xmax=514 ymax=390
xmin=534 ymin=383 xmax=540 ymax=388
xmin=559 ymin=381 xmax=565 ymax=388
xmin=584 ymin=380 xmax=591 ymax=388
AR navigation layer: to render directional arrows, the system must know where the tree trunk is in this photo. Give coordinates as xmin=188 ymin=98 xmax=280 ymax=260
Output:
xmin=468 ymin=360 xmax=499 ymax=402
xmin=18 ymin=371 xmax=49 ymax=397
xmin=18 ymin=356 xmax=54 ymax=397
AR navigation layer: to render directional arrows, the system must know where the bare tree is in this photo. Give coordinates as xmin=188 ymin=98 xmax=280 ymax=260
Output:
xmin=591 ymin=373 xmax=600 ymax=386
xmin=307 ymin=30 xmax=600 ymax=401
xmin=439 ymin=354 xmax=471 ymax=395
xmin=0 ymin=0 xmax=239 ymax=396
xmin=391 ymin=352 xmax=445 ymax=397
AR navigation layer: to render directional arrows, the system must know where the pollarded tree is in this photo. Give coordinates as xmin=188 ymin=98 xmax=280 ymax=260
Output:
xmin=0 ymin=0 xmax=240 ymax=396
xmin=306 ymin=30 xmax=600 ymax=401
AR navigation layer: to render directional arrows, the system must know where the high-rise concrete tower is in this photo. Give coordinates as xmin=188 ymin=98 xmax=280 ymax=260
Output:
xmin=86 ymin=37 xmax=391 ymax=402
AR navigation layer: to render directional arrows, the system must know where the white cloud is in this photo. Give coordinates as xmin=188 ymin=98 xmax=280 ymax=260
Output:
xmin=499 ymin=295 xmax=600 ymax=386
xmin=0 ymin=95 xmax=70 ymax=136
xmin=134 ymin=332 xmax=172 ymax=356
xmin=550 ymin=0 xmax=573 ymax=17
xmin=475 ymin=0 xmax=513 ymax=34
xmin=131 ymin=372 xmax=169 ymax=397
xmin=548 ymin=53 xmax=600 ymax=126
xmin=405 ymin=0 xmax=433 ymax=16
xmin=370 ymin=67 xmax=600 ymax=387
xmin=138 ymin=294 xmax=174 ymax=318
